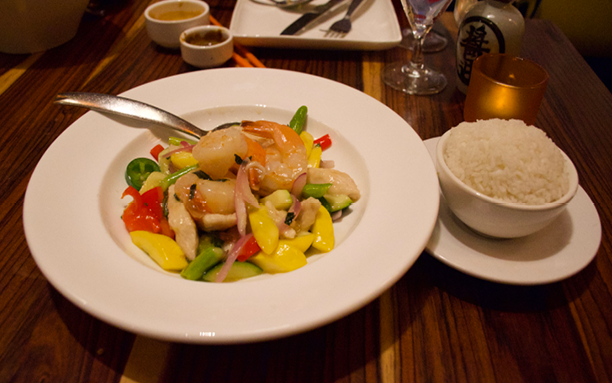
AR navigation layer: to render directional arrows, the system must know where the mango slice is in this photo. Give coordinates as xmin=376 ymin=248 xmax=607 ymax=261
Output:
xmin=130 ymin=231 xmax=188 ymax=271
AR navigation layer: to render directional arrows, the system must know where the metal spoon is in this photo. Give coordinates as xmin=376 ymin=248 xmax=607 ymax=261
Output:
xmin=54 ymin=92 xmax=234 ymax=139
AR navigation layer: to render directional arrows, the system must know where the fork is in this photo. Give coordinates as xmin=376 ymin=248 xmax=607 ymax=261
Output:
xmin=249 ymin=0 xmax=313 ymax=8
xmin=326 ymin=0 xmax=365 ymax=36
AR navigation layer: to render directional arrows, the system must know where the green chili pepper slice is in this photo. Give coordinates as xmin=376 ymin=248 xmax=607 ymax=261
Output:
xmin=289 ymin=105 xmax=308 ymax=135
xmin=125 ymin=158 xmax=161 ymax=191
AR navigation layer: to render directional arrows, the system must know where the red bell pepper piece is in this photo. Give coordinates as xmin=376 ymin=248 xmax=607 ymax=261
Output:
xmin=313 ymin=134 xmax=332 ymax=151
xmin=122 ymin=186 xmax=174 ymax=238
xmin=150 ymin=144 xmax=165 ymax=161
xmin=158 ymin=217 xmax=175 ymax=238
xmin=236 ymin=235 xmax=261 ymax=262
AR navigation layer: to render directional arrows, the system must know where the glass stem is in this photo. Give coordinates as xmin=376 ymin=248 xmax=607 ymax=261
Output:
xmin=410 ymin=32 xmax=426 ymax=71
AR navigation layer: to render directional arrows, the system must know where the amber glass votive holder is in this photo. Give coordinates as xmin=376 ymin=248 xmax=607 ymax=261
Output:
xmin=463 ymin=54 xmax=549 ymax=125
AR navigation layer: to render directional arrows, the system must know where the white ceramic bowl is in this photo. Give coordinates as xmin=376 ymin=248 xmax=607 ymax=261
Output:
xmin=436 ymin=130 xmax=579 ymax=238
xmin=180 ymin=25 xmax=233 ymax=68
xmin=145 ymin=0 xmax=210 ymax=49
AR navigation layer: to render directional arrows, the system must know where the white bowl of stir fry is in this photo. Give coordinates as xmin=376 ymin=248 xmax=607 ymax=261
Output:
xmin=25 ymin=68 xmax=439 ymax=343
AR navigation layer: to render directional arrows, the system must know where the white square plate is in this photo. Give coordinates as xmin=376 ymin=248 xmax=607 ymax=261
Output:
xmin=229 ymin=0 xmax=402 ymax=50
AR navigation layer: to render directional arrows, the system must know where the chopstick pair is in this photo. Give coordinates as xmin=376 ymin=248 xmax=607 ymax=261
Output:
xmin=209 ymin=15 xmax=266 ymax=68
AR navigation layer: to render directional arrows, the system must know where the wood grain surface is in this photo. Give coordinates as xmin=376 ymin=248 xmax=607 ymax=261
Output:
xmin=1 ymin=1 xmax=611 ymax=382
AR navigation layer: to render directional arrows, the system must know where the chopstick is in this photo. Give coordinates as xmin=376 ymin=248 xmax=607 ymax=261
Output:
xmin=209 ymin=15 xmax=266 ymax=68
xmin=234 ymin=44 xmax=266 ymax=68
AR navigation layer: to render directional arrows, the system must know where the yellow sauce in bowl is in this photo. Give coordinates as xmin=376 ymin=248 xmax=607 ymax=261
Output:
xmin=152 ymin=9 xmax=203 ymax=21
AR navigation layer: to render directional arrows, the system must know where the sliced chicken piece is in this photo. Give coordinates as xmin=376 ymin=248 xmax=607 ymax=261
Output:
xmin=196 ymin=213 xmax=237 ymax=232
xmin=167 ymin=185 xmax=198 ymax=261
xmin=291 ymin=197 xmax=321 ymax=233
xmin=264 ymin=201 xmax=296 ymax=239
xmin=306 ymin=168 xmax=360 ymax=202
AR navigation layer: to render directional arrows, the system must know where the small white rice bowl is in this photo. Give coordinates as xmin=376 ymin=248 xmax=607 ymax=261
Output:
xmin=436 ymin=119 xmax=579 ymax=238
xmin=443 ymin=119 xmax=568 ymax=205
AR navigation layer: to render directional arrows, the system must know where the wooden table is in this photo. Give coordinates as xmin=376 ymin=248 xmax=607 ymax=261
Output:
xmin=1 ymin=1 xmax=611 ymax=381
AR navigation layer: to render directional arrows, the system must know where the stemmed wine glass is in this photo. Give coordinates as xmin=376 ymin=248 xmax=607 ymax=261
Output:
xmin=399 ymin=28 xmax=447 ymax=53
xmin=382 ymin=0 xmax=454 ymax=95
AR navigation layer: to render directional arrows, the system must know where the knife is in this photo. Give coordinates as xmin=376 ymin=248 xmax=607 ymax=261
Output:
xmin=280 ymin=0 xmax=345 ymax=35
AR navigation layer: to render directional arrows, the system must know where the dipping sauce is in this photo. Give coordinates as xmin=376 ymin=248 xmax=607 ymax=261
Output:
xmin=152 ymin=9 xmax=203 ymax=21
xmin=184 ymin=30 xmax=226 ymax=46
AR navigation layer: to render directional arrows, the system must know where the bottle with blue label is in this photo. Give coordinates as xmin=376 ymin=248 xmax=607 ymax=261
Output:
xmin=455 ymin=0 xmax=525 ymax=93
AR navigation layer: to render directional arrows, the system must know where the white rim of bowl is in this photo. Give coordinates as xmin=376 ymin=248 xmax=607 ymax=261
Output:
xmin=145 ymin=0 xmax=209 ymax=24
xmin=180 ymin=26 xmax=232 ymax=49
xmin=436 ymin=129 xmax=579 ymax=211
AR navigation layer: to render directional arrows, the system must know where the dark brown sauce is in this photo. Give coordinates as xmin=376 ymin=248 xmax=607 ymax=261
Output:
xmin=184 ymin=30 xmax=226 ymax=46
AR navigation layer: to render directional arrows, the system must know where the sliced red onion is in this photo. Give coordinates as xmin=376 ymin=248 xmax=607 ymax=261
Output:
xmin=165 ymin=144 xmax=195 ymax=156
xmin=263 ymin=202 xmax=294 ymax=238
xmin=291 ymin=172 xmax=307 ymax=197
xmin=236 ymin=161 xmax=259 ymax=207
xmin=235 ymin=196 xmax=247 ymax=236
xmin=245 ymin=161 xmax=265 ymax=174
xmin=265 ymin=202 xmax=286 ymax=227
xmin=331 ymin=210 xmax=343 ymax=221
xmin=234 ymin=161 xmax=259 ymax=236
xmin=289 ymin=195 xmax=302 ymax=218
xmin=278 ymin=221 xmax=293 ymax=237
xmin=215 ymin=234 xmax=252 ymax=283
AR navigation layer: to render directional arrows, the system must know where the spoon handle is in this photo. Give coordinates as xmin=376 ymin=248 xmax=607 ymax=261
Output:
xmin=54 ymin=92 xmax=207 ymax=138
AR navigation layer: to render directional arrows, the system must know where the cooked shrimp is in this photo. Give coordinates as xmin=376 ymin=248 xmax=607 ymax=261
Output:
xmin=167 ymin=185 xmax=198 ymax=261
xmin=174 ymin=173 xmax=237 ymax=216
xmin=192 ymin=126 xmax=248 ymax=179
xmin=242 ymin=120 xmax=308 ymax=195
xmin=174 ymin=172 xmax=238 ymax=231
xmin=307 ymin=168 xmax=361 ymax=202
xmin=195 ymin=178 xmax=237 ymax=214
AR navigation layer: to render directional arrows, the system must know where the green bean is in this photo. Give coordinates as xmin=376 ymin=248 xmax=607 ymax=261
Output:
xmin=289 ymin=105 xmax=308 ymax=135
xmin=180 ymin=245 xmax=224 ymax=280
xmin=301 ymin=183 xmax=332 ymax=199
xmin=168 ymin=136 xmax=198 ymax=146
xmin=160 ymin=164 xmax=198 ymax=190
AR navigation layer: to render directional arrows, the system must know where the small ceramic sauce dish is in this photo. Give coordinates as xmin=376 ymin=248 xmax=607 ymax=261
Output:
xmin=180 ymin=25 xmax=233 ymax=68
xmin=145 ymin=0 xmax=210 ymax=49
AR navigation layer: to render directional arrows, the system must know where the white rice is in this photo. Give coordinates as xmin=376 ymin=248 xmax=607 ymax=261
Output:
xmin=443 ymin=119 xmax=569 ymax=205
